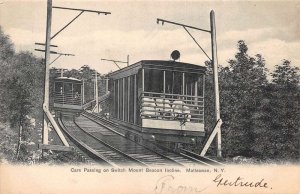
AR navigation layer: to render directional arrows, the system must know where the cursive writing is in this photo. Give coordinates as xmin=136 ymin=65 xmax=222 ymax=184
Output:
xmin=213 ymin=174 xmax=270 ymax=189
xmin=154 ymin=175 xmax=207 ymax=194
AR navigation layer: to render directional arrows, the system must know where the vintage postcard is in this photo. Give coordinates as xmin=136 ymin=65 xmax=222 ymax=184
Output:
xmin=0 ymin=0 xmax=299 ymax=193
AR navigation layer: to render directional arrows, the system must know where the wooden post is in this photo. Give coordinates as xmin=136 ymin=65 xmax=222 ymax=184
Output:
xmin=133 ymin=75 xmax=137 ymax=124
xmin=117 ymin=79 xmax=120 ymax=119
xmin=210 ymin=10 xmax=222 ymax=158
xmin=127 ymin=55 xmax=129 ymax=66
xmin=42 ymin=0 xmax=52 ymax=146
xmin=128 ymin=77 xmax=130 ymax=121
xmin=142 ymin=68 xmax=145 ymax=92
xmin=123 ymin=77 xmax=125 ymax=121
xmin=195 ymin=79 xmax=198 ymax=106
xmin=182 ymin=72 xmax=185 ymax=95
xmin=113 ymin=80 xmax=116 ymax=117
xmin=163 ymin=71 xmax=166 ymax=93
xmin=94 ymin=78 xmax=96 ymax=100
xmin=95 ymin=71 xmax=99 ymax=113
xmin=82 ymin=79 xmax=85 ymax=104
xmin=105 ymin=78 xmax=109 ymax=93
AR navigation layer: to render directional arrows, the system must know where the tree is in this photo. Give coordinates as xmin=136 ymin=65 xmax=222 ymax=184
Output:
xmin=1 ymin=51 xmax=44 ymax=161
xmin=5 ymin=78 xmax=32 ymax=159
xmin=0 ymin=25 xmax=45 ymax=162
xmin=0 ymin=26 xmax=15 ymax=121
xmin=266 ymin=60 xmax=300 ymax=160
xmin=220 ymin=40 xmax=268 ymax=157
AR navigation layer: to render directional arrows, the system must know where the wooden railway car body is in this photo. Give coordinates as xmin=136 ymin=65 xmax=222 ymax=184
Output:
xmin=107 ymin=60 xmax=206 ymax=143
xmin=53 ymin=77 xmax=83 ymax=112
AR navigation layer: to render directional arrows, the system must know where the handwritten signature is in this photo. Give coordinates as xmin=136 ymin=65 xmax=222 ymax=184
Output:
xmin=213 ymin=174 xmax=270 ymax=189
xmin=154 ymin=174 xmax=271 ymax=194
xmin=154 ymin=175 xmax=207 ymax=194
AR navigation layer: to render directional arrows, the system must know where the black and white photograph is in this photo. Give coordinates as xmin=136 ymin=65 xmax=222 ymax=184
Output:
xmin=0 ymin=0 xmax=299 ymax=193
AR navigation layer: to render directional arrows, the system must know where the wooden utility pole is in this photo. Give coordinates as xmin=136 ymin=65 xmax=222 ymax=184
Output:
xmin=157 ymin=10 xmax=222 ymax=158
xmin=127 ymin=55 xmax=130 ymax=66
xmin=95 ymin=71 xmax=99 ymax=113
xmin=210 ymin=10 xmax=222 ymax=158
xmin=40 ymin=0 xmax=111 ymax=151
xmin=41 ymin=0 xmax=70 ymax=150
xmin=105 ymin=78 xmax=109 ymax=93
xmin=82 ymin=79 xmax=85 ymax=104
xmin=42 ymin=0 xmax=52 ymax=146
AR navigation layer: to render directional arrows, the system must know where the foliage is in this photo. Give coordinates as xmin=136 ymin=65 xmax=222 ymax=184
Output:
xmin=0 ymin=27 xmax=44 ymax=162
xmin=204 ymin=40 xmax=299 ymax=161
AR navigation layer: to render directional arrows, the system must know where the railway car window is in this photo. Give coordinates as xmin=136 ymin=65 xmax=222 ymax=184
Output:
xmin=144 ymin=69 xmax=163 ymax=93
xmin=173 ymin=72 xmax=183 ymax=95
xmin=185 ymin=73 xmax=198 ymax=96
xmin=165 ymin=71 xmax=172 ymax=94
xmin=137 ymin=70 xmax=142 ymax=125
xmin=114 ymin=80 xmax=119 ymax=119
xmin=124 ymin=77 xmax=128 ymax=122
xmin=73 ymin=84 xmax=82 ymax=94
xmin=64 ymin=83 xmax=72 ymax=94
xmin=197 ymin=74 xmax=204 ymax=97
xmin=55 ymin=82 xmax=63 ymax=94
xmin=109 ymin=79 xmax=114 ymax=117
xmin=119 ymin=79 xmax=123 ymax=120
xmin=129 ymin=75 xmax=135 ymax=123
xmin=165 ymin=71 xmax=183 ymax=95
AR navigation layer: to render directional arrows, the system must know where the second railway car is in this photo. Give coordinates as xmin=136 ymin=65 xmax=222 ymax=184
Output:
xmin=53 ymin=77 xmax=83 ymax=112
xmin=107 ymin=60 xmax=206 ymax=144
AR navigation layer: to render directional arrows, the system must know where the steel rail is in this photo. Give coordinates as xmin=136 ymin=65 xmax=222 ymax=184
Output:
xmin=82 ymin=112 xmax=185 ymax=166
xmin=179 ymin=148 xmax=224 ymax=166
xmin=57 ymin=117 xmax=113 ymax=165
xmin=84 ymin=111 xmax=224 ymax=166
xmin=72 ymin=118 xmax=148 ymax=166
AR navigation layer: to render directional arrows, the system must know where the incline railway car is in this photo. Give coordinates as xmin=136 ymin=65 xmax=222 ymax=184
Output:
xmin=53 ymin=77 xmax=83 ymax=112
xmin=107 ymin=60 xmax=206 ymax=144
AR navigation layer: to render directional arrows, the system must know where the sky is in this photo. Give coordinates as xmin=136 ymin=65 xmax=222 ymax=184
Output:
xmin=0 ymin=0 xmax=299 ymax=74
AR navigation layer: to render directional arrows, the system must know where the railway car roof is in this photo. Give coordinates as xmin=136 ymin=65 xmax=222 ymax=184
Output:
xmin=54 ymin=77 xmax=82 ymax=83
xmin=107 ymin=60 xmax=206 ymax=79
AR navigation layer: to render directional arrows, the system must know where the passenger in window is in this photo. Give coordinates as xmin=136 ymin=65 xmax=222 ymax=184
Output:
xmin=74 ymin=92 xmax=80 ymax=99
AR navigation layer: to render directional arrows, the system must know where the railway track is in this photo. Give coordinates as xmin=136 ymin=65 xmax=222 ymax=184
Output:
xmin=80 ymin=111 xmax=223 ymax=166
xmin=59 ymin=114 xmax=195 ymax=166
xmin=58 ymin=111 xmax=223 ymax=166
xmin=74 ymin=115 xmax=196 ymax=166
xmin=59 ymin=115 xmax=145 ymax=166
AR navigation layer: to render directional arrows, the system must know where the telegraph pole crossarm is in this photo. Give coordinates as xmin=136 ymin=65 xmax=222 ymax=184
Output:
xmin=52 ymin=6 xmax=111 ymax=15
xmin=49 ymin=52 xmax=75 ymax=66
xmin=101 ymin=58 xmax=129 ymax=69
xmin=35 ymin=49 xmax=58 ymax=54
xmin=35 ymin=42 xmax=58 ymax=47
xmin=157 ymin=18 xmax=211 ymax=33
xmin=34 ymin=48 xmax=75 ymax=65
xmin=51 ymin=6 xmax=111 ymax=40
